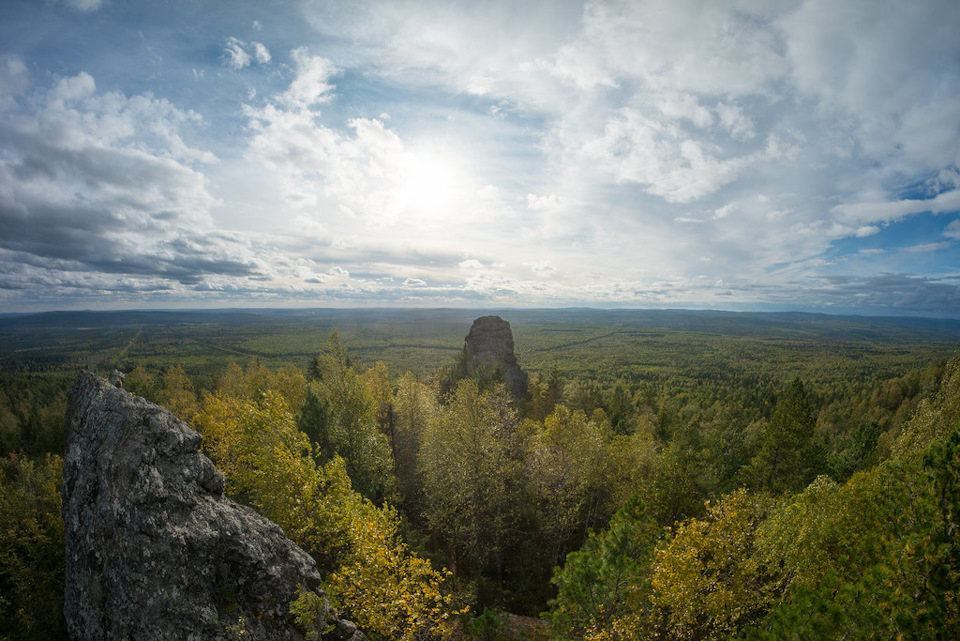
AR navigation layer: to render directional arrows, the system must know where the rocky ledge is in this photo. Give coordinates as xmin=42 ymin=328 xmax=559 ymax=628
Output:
xmin=62 ymin=370 xmax=363 ymax=641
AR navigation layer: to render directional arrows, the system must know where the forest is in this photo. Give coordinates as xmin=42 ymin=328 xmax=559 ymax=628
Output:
xmin=1 ymin=308 xmax=959 ymax=640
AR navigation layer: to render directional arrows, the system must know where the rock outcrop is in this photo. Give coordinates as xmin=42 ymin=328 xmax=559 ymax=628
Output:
xmin=62 ymin=371 xmax=360 ymax=641
xmin=463 ymin=315 xmax=528 ymax=399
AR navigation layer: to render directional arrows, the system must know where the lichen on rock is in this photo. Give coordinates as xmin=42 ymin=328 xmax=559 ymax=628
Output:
xmin=62 ymin=371 xmax=362 ymax=641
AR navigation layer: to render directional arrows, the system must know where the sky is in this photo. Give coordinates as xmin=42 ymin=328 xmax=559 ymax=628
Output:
xmin=2 ymin=0 xmax=960 ymax=317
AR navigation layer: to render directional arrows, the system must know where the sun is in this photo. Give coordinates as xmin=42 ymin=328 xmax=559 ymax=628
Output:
xmin=397 ymin=147 xmax=468 ymax=222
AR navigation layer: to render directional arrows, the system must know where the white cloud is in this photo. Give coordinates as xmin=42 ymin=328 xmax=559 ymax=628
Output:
xmin=548 ymin=0 xmax=788 ymax=96
xmin=834 ymin=190 xmax=960 ymax=225
xmin=716 ymin=102 xmax=755 ymax=141
xmin=944 ymin=220 xmax=960 ymax=240
xmin=528 ymin=260 xmax=556 ymax=275
xmin=905 ymin=242 xmax=951 ymax=254
xmin=582 ymin=108 xmax=755 ymax=203
xmin=59 ymin=0 xmax=103 ymax=12
xmin=222 ymin=37 xmax=272 ymax=70
xmin=5 ymin=0 xmax=960 ymax=313
xmin=780 ymin=0 xmax=960 ymax=169
xmin=223 ymin=37 xmax=252 ymax=70
xmin=281 ymin=48 xmax=338 ymax=107
xmin=526 ymin=193 xmax=562 ymax=210
xmin=51 ymin=71 xmax=96 ymax=102
xmin=244 ymin=104 xmax=405 ymax=225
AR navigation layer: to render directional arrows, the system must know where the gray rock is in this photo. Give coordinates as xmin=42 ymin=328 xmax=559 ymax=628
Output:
xmin=464 ymin=316 xmax=528 ymax=399
xmin=62 ymin=371 xmax=364 ymax=641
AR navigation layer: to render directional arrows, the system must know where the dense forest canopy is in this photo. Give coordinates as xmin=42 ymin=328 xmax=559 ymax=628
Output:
xmin=1 ymin=308 xmax=959 ymax=640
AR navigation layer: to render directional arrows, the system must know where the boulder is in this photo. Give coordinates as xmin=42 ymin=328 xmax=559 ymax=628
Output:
xmin=62 ymin=371 xmax=361 ymax=641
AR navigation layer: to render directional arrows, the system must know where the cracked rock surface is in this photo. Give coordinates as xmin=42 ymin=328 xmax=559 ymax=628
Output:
xmin=63 ymin=371 xmax=361 ymax=641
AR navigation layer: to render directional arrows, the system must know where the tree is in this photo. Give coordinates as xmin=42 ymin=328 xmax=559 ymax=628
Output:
xmin=194 ymin=383 xmax=458 ymax=640
xmin=420 ymin=380 xmax=524 ymax=585
xmin=123 ymin=365 xmax=157 ymax=401
xmin=746 ymin=365 xmax=960 ymax=640
xmin=526 ymin=366 xmax=565 ymax=422
xmin=159 ymin=364 xmax=198 ymax=423
xmin=0 ymin=453 xmax=67 ymax=640
xmin=193 ymin=390 xmax=317 ymax=540
xmin=748 ymin=378 xmax=819 ymax=494
xmin=302 ymin=331 xmax=394 ymax=503
xmin=649 ymin=489 xmax=776 ymax=640
xmin=526 ymin=405 xmax=610 ymax=565
xmin=391 ymin=373 xmax=437 ymax=520
xmin=547 ymin=496 xmax=661 ymax=640
xmin=317 ymin=458 xmax=462 ymax=641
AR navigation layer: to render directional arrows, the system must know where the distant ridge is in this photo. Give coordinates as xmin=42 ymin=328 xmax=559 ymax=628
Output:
xmin=3 ymin=308 xmax=960 ymax=338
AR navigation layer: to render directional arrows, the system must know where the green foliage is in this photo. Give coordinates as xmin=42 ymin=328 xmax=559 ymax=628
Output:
xmin=193 ymin=376 xmax=458 ymax=641
xmin=289 ymin=588 xmax=331 ymax=640
xmin=744 ymin=358 xmax=960 ymax=640
xmin=525 ymin=366 xmax=564 ymax=422
xmin=194 ymin=389 xmax=317 ymax=539
xmin=2 ymin=311 xmax=960 ymax=636
xmin=0 ymin=373 xmax=69 ymax=456
xmin=302 ymin=331 xmax=395 ymax=503
xmin=420 ymin=380 xmax=525 ymax=586
xmin=547 ymin=496 xmax=661 ymax=640
xmin=748 ymin=378 xmax=820 ymax=494
xmin=525 ymin=406 xmax=613 ymax=565
xmin=391 ymin=373 xmax=437 ymax=520
xmin=468 ymin=607 xmax=506 ymax=641
xmin=0 ymin=453 xmax=67 ymax=640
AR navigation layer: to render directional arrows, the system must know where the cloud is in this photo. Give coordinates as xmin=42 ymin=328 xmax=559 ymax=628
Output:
xmin=281 ymin=48 xmax=338 ymax=107
xmin=0 ymin=55 xmax=29 ymax=110
xmin=905 ymin=242 xmax=951 ymax=254
xmin=833 ymin=189 xmax=960 ymax=225
xmin=286 ymin=0 xmax=959 ymax=311
xmin=580 ymin=107 xmax=758 ymax=203
xmin=526 ymin=193 xmax=562 ymax=210
xmin=553 ymin=0 xmax=787 ymax=96
xmin=528 ymin=260 xmax=555 ymax=275
xmin=244 ymin=89 xmax=406 ymax=227
xmin=944 ymin=220 xmax=960 ymax=240
xmin=58 ymin=0 xmax=103 ymax=13
xmin=781 ymin=0 xmax=960 ymax=167
xmin=3 ymin=0 xmax=960 ymax=314
xmin=222 ymin=37 xmax=271 ymax=70
xmin=0 ymin=70 xmax=264 ymax=296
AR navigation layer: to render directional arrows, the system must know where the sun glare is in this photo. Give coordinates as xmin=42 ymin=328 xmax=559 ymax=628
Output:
xmin=397 ymin=148 xmax=467 ymax=222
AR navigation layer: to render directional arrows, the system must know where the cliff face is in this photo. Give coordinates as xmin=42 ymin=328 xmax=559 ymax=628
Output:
xmin=62 ymin=371 xmax=360 ymax=641
xmin=463 ymin=316 xmax=528 ymax=399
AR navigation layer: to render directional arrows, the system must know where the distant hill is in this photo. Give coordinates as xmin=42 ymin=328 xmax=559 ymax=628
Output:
xmin=4 ymin=307 xmax=960 ymax=338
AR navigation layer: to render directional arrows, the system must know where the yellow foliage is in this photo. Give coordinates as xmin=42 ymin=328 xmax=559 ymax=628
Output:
xmin=161 ymin=365 xmax=198 ymax=422
xmin=194 ymin=384 xmax=458 ymax=640
xmin=650 ymin=488 xmax=774 ymax=641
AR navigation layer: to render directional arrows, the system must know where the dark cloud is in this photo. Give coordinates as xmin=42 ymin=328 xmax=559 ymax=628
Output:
xmin=738 ymin=273 xmax=960 ymax=317
xmin=0 ymin=69 xmax=264 ymax=296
